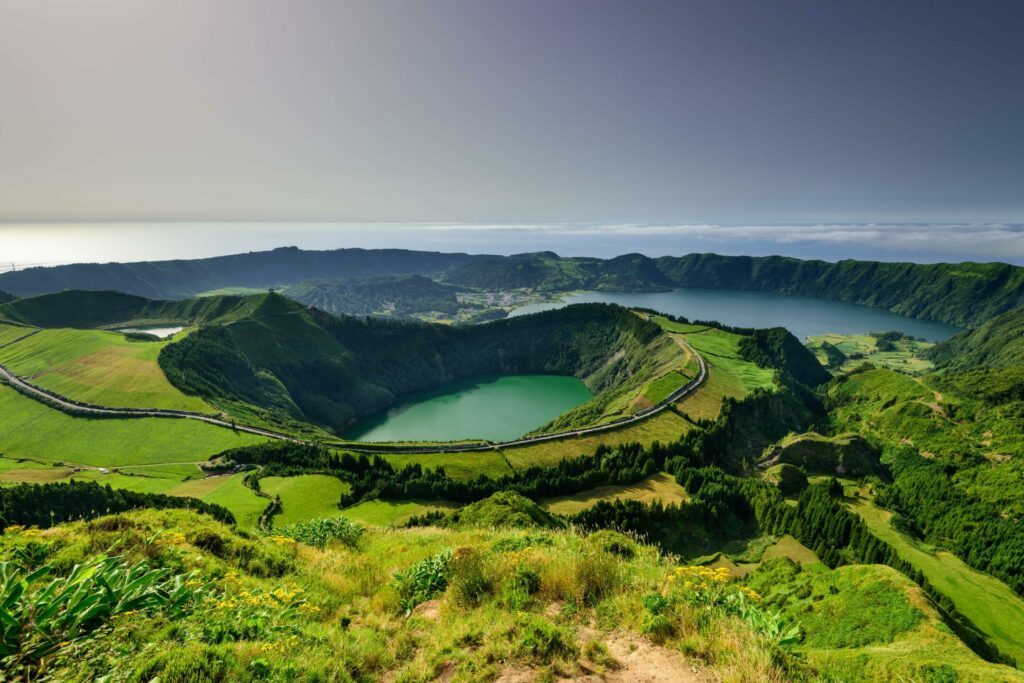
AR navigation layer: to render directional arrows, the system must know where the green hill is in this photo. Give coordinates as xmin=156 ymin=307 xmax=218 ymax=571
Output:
xmin=0 ymin=246 xmax=479 ymax=299
xmin=738 ymin=326 xmax=832 ymax=386
xmin=0 ymin=289 xmax=276 ymax=329
xmin=654 ymin=253 xmax=1024 ymax=327
xmin=0 ymin=290 xmax=16 ymax=304
xmin=928 ymin=305 xmax=1024 ymax=371
xmin=748 ymin=558 xmax=1024 ymax=681
xmin=159 ymin=296 xmax=676 ymax=432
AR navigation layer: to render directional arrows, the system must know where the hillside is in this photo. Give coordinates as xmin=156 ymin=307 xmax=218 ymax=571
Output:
xmin=0 ymin=506 xmax=808 ymax=682
xmin=928 ymin=305 xmax=1024 ymax=371
xmin=0 ymin=290 xmax=16 ymax=304
xmin=0 ymin=289 xmax=276 ymax=329
xmin=4 ymin=248 xmax=1022 ymax=326
xmin=158 ymin=295 xmax=676 ymax=432
xmin=654 ymin=253 xmax=1024 ymax=327
xmin=0 ymin=247 xmax=479 ymax=299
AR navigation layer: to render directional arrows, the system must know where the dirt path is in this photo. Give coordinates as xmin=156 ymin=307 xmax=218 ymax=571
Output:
xmin=495 ymin=630 xmax=709 ymax=682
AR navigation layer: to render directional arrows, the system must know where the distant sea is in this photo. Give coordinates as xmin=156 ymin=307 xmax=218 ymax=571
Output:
xmin=3 ymin=222 xmax=1023 ymax=271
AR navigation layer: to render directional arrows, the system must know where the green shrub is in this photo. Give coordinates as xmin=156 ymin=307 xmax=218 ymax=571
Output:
xmin=449 ymin=547 xmax=492 ymax=608
xmin=516 ymin=615 xmax=577 ymax=661
xmin=273 ymin=516 xmax=363 ymax=550
xmin=393 ymin=549 xmax=452 ymax=615
xmin=136 ymin=644 xmax=234 ymax=682
xmin=0 ymin=555 xmax=202 ymax=669
xmin=586 ymin=529 xmax=638 ymax=559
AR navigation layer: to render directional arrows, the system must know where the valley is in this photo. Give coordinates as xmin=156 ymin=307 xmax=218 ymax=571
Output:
xmin=2 ymin=249 xmax=1023 ymax=681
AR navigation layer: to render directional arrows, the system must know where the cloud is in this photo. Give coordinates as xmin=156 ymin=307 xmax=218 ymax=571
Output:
xmin=418 ymin=222 xmax=1024 ymax=256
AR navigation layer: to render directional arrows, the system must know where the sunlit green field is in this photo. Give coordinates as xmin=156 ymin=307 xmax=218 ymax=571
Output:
xmin=0 ymin=327 xmax=212 ymax=411
xmin=260 ymin=474 xmax=351 ymax=526
xmin=849 ymin=495 xmax=1024 ymax=665
xmin=377 ymin=450 xmax=513 ymax=480
xmin=0 ymin=323 xmax=36 ymax=346
xmin=541 ymin=472 xmax=687 ymax=515
xmin=340 ymin=499 xmax=461 ymax=526
xmin=502 ymin=409 xmax=693 ymax=469
xmin=648 ymin=315 xmax=776 ymax=421
xmin=0 ymin=384 xmax=265 ymax=467
xmin=172 ymin=472 xmax=269 ymax=530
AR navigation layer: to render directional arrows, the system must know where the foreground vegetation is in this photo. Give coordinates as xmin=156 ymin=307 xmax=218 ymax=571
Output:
xmin=0 ymin=507 xmax=809 ymax=681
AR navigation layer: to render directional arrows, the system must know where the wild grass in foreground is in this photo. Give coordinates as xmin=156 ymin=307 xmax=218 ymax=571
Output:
xmin=0 ymin=508 xmax=803 ymax=682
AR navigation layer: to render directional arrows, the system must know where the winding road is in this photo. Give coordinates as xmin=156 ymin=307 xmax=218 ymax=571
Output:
xmin=0 ymin=333 xmax=707 ymax=455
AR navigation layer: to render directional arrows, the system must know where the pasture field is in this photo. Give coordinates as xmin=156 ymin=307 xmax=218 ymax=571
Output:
xmin=0 ymin=384 xmax=266 ymax=467
xmin=0 ymin=456 xmax=203 ymax=492
xmin=0 ymin=323 xmax=36 ymax=346
xmin=807 ymin=333 xmax=934 ymax=374
xmin=650 ymin=315 xmax=776 ymax=420
xmin=642 ymin=371 xmax=689 ymax=404
xmin=0 ymin=327 xmax=212 ymax=411
xmin=260 ymin=474 xmax=351 ymax=526
xmin=849 ymin=495 xmax=1024 ymax=665
xmin=173 ymin=472 xmax=268 ymax=530
xmin=377 ymin=450 xmax=513 ymax=480
xmin=0 ymin=456 xmax=74 ymax=484
xmin=341 ymin=499 xmax=461 ymax=526
xmin=541 ymin=472 xmax=687 ymax=515
xmin=119 ymin=463 xmax=204 ymax=481
xmin=502 ymin=408 xmax=693 ymax=469
xmin=682 ymin=327 xmax=775 ymax=395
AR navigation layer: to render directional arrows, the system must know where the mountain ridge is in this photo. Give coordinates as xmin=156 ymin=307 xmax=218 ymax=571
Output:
xmin=3 ymin=247 xmax=1022 ymax=326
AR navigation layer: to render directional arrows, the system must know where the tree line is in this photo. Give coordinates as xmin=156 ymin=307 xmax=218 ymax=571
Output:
xmin=0 ymin=480 xmax=235 ymax=529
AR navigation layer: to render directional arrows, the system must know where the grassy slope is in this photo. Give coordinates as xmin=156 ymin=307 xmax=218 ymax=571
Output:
xmin=929 ymin=305 xmax=1024 ymax=371
xmin=2 ymin=507 xmax=801 ymax=682
xmin=701 ymin=535 xmax=821 ymax=579
xmin=849 ymin=494 xmax=1024 ymax=666
xmin=378 ymin=451 xmax=513 ymax=480
xmin=0 ymin=323 xmax=35 ymax=345
xmin=260 ymin=474 xmax=351 ymax=526
xmin=541 ymin=472 xmax=688 ymax=515
xmin=653 ymin=316 xmax=776 ymax=422
xmin=0 ymin=327 xmax=213 ymax=411
xmin=0 ymin=384 xmax=265 ymax=467
xmin=747 ymin=560 xmax=1023 ymax=681
xmin=171 ymin=472 xmax=268 ymax=530
xmin=501 ymin=409 xmax=693 ymax=469
xmin=341 ymin=499 xmax=462 ymax=526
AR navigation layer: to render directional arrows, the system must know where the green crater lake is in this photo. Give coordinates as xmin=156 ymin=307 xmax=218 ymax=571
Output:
xmin=344 ymin=374 xmax=593 ymax=443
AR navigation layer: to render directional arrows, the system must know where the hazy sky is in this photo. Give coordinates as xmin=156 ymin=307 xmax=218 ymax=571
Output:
xmin=2 ymin=0 xmax=1022 ymax=225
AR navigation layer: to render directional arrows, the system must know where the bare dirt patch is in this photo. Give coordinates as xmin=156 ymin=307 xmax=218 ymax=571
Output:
xmin=496 ymin=630 xmax=708 ymax=683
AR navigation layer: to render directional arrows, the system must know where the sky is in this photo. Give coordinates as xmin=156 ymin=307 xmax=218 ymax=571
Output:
xmin=1 ymin=1 xmax=1023 ymax=264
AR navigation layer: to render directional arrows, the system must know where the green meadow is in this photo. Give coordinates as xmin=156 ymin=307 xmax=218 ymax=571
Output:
xmin=0 ymin=384 xmax=265 ymax=467
xmin=340 ymin=498 xmax=461 ymax=526
xmin=0 ymin=327 xmax=212 ymax=411
xmin=541 ymin=472 xmax=687 ymax=515
xmin=260 ymin=474 xmax=351 ymax=526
